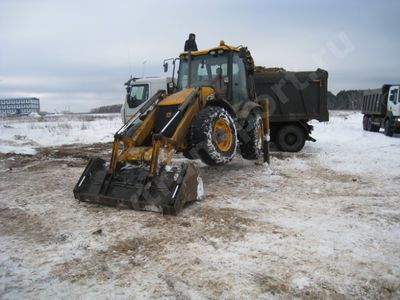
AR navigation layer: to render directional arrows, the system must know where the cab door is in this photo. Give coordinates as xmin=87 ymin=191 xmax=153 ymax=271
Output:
xmin=388 ymin=86 xmax=400 ymax=117
xmin=229 ymin=52 xmax=251 ymax=112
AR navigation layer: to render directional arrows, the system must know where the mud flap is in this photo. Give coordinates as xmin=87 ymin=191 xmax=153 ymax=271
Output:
xmin=73 ymin=158 xmax=201 ymax=215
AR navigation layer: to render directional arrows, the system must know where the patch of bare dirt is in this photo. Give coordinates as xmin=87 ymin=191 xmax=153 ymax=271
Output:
xmin=0 ymin=207 xmax=54 ymax=243
xmin=1 ymin=144 xmax=400 ymax=299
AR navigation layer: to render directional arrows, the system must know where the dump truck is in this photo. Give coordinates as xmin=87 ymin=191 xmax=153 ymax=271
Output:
xmin=74 ymin=41 xmax=270 ymax=215
xmin=362 ymin=84 xmax=400 ymax=136
xmin=121 ymin=69 xmax=329 ymax=152
xmin=253 ymin=69 xmax=329 ymax=152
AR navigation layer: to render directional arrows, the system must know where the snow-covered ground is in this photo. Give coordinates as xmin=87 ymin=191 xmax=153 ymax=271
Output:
xmin=0 ymin=111 xmax=399 ymax=299
xmin=310 ymin=111 xmax=400 ymax=176
xmin=0 ymin=114 xmax=122 ymax=155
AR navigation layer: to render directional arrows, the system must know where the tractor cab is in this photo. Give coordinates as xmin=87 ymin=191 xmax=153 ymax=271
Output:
xmin=175 ymin=41 xmax=256 ymax=112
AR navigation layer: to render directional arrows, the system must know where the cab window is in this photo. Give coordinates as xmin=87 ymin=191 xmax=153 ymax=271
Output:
xmin=128 ymin=84 xmax=149 ymax=108
xmin=177 ymin=53 xmax=228 ymax=90
xmin=389 ymin=89 xmax=398 ymax=104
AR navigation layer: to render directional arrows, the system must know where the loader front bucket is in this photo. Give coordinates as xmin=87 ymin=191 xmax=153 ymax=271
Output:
xmin=73 ymin=158 xmax=202 ymax=215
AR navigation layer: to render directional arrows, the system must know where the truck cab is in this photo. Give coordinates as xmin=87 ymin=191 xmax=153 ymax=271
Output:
xmin=121 ymin=77 xmax=171 ymax=123
xmin=388 ymin=85 xmax=400 ymax=117
xmin=362 ymin=84 xmax=400 ymax=136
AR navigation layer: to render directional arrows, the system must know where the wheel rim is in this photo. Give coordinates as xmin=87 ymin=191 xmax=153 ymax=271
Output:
xmin=285 ymin=133 xmax=297 ymax=145
xmin=213 ymin=117 xmax=234 ymax=152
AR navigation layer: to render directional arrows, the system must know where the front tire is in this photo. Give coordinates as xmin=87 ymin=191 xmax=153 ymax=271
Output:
xmin=384 ymin=119 xmax=393 ymax=137
xmin=191 ymin=106 xmax=237 ymax=166
xmin=276 ymin=124 xmax=306 ymax=152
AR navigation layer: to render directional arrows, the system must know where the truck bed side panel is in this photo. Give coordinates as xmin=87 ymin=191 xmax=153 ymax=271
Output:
xmin=254 ymin=69 xmax=329 ymax=123
xmin=361 ymin=88 xmax=386 ymax=115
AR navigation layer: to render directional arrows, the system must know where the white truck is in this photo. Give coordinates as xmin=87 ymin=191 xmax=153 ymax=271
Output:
xmin=362 ymin=84 xmax=400 ymax=136
xmin=121 ymin=77 xmax=172 ymax=123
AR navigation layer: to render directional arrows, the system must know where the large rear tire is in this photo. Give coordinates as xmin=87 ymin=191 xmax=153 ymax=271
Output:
xmin=240 ymin=110 xmax=264 ymax=160
xmin=369 ymin=118 xmax=380 ymax=132
xmin=191 ymin=106 xmax=237 ymax=166
xmin=366 ymin=117 xmax=380 ymax=132
xmin=276 ymin=124 xmax=306 ymax=152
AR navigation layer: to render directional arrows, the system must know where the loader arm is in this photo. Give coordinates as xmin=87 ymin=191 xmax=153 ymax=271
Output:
xmin=74 ymin=87 xmax=207 ymax=214
xmin=114 ymin=87 xmax=201 ymax=176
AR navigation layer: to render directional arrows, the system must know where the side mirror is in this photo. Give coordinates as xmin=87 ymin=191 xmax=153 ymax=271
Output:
xmin=163 ymin=62 xmax=168 ymax=73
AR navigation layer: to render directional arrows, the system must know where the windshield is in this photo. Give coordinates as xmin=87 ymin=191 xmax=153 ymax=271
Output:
xmin=130 ymin=84 xmax=149 ymax=101
xmin=177 ymin=53 xmax=228 ymax=90
xmin=127 ymin=84 xmax=149 ymax=108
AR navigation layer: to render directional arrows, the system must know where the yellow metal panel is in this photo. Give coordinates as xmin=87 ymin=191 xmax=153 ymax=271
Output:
xmin=171 ymin=98 xmax=200 ymax=150
xmin=171 ymin=86 xmax=214 ymax=150
xmin=131 ymin=108 xmax=157 ymax=145
xmin=200 ymin=86 xmax=215 ymax=104
xmin=157 ymin=88 xmax=195 ymax=106
xmin=123 ymin=147 xmax=153 ymax=162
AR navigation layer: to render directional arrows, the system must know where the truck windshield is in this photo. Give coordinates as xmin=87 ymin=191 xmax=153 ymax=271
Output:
xmin=128 ymin=84 xmax=149 ymax=108
xmin=177 ymin=53 xmax=228 ymax=90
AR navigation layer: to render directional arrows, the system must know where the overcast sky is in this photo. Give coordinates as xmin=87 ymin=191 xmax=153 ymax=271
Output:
xmin=0 ymin=0 xmax=399 ymax=112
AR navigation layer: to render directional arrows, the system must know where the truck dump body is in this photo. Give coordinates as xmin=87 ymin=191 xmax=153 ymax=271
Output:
xmin=361 ymin=88 xmax=386 ymax=115
xmin=254 ymin=69 xmax=329 ymax=123
xmin=361 ymin=85 xmax=392 ymax=116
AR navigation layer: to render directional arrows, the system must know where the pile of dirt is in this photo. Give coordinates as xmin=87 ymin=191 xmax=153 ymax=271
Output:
xmin=254 ymin=66 xmax=287 ymax=73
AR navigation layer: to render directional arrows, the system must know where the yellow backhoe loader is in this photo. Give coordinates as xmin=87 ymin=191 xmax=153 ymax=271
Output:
xmin=73 ymin=41 xmax=270 ymax=215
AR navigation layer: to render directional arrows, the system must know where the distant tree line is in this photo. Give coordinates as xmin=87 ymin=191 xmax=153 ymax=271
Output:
xmin=327 ymin=90 xmax=364 ymax=110
xmin=90 ymin=104 xmax=122 ymax=114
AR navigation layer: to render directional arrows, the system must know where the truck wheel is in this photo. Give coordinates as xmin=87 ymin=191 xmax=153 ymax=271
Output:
xmin=384 ymin=119 xmax=393 ymax=137
xmin=240 ymin=110 xmax=264 ymax=160
xmin=276 ymin=124 xmax=306 ymax=152
xmin=370 ymin=124 xmax=380 ymax=132
xmin=362 ymin=115 xmax=368 ymax=131
xmin=191 ymin=106 xmax=237 ymax=166
xmin=366 ymin=117 xmax=372 ymax=131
